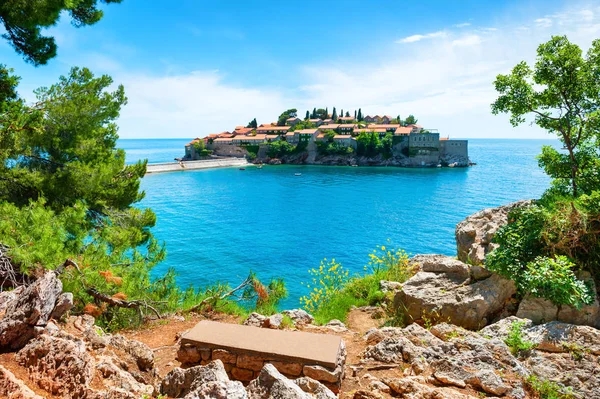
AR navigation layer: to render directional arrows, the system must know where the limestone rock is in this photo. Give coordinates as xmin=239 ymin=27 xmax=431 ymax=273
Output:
xmin=455 ymin=200 xmax=533 ymax=265
xmin=525 ymin=321 xmax=600 ymax=355
xmin=109 ymin=334 xmax=154 ymax=371
xmin=0 ymin=365 xmax=45 ymax=399
xmin=15 ymin=332 xmax=95 ymax=398
xmin=96 ymin=355 xmax=154 ymax=396
xmin=393 ymin=255 xmax=516 ymax=330
xmin=383 ymin=376 xmax=479 ymax=399
xmin=247 ymin=363 xmax=335 ymax=399
xmin=50 ymin=292 xmax=74 ymax=320
xmin=0 ymin=272 xmax=66 ymax=349
xmin=517 ymin=278 xmax=600 ymax=328
xmin=294 ymin=377 xmax=337 ymax=399
xmin=265 ymin=313 xmax=283 ymax=329
xmin=184 ymin=380 xmax=247 ymax=399
xmin=282 ymin=309 xmax=314 ymax=325
xmin=324 ymin=319 xmax=348 ymax=332
xmin=160 ymin=360 xmax=231 ymax=398
xmin=243 ymin=313 xmax=267 ymax=328
xmin=479 ymin=316 xmax=533 ymax=340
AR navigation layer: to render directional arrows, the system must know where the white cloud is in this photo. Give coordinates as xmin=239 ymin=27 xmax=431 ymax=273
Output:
xmin=452 ymin=34 xmax=482 ymax=47
xmin=454 ymin=22 xmax=472 ymax=28
xmin=535 ymin=17 xmax=553 ymax=28
xmin=116 ymin=71 xmax=286 ymax=138
xmin=397 ymin=31 xmax=446 ymax=43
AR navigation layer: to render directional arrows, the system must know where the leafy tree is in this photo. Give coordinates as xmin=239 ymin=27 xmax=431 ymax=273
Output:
xmin=315 ymin=108 xmax=327 ymax=119
xmin=305 ymin=110 xmax=309 ymax=120
xmin=246 ymin=118 xmax=257 ymax=129
xmin=404 ymin=114 xmax=418 ymax=126
xmin=492 ymin=35 xmax=600 ymax=197
xmin=277 ymin=108 xmax=297 ymax=126
xmin=0 ymin=0 xmax=122 ymax=66
xmin=332 ymin=107 xmax=338 ymax=121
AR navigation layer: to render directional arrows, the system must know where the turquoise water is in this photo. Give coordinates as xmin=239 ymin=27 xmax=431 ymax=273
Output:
xmin=119 ymin=139 xmax=556 ymax=308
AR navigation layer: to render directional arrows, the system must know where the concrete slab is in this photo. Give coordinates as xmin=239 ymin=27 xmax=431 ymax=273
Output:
xmin=181 ymin=320 xmax=343 ymax=369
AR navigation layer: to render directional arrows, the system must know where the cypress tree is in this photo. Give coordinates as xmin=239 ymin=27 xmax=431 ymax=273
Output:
xmin=325 ymin=107 xmax=328 ymax=119
xmin=354 ymin=110 xmax=357 ymax=120
xmin=305 ymin=110 xmax=310 ymax=120
xmin=357 ymin=108 xmax=363 ymax=121
xmin=332 ymin=107 xmax=338 ymax=121
xmin=312 ymin=107 xmax=317 ymax=118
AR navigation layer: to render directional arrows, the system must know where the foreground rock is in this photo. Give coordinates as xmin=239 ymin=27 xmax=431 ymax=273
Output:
xmin=516 ymin=272 xmax=600 ymax=329
xmin=161 ymin=361 xmax=336 ymax=399
xmin=393 ymin=254 xmax=516 ymax=330
xmin=0 ymin=272 xmax=73 ymax=349
xmin=455 ymin=200 xmax=532 ymax=265
xmin=0 ymin=365 xmax=44 ymax=399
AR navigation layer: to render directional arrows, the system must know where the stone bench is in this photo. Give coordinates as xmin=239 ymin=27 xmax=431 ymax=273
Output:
xmin=177 ymin=320 xmax=346 ymax=391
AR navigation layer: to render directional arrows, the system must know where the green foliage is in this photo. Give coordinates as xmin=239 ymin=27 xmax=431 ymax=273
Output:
xmin=277 ymin=108 xmax=297 ymax=126
xmin=356 ymin=132 xmax=393 ymax=158
xmin=525 ymin=375 xmax=575 ymax=399
xmin=301 ymin=243 xmax=415 ymax=324
xmin=300 ymin=259 xmax=350 ymax=315
xmin=404 ymin=115 xmax=418 ymax=126
xmin=267 ymin=140 xmax=296 ymax=158
xmin=246 ymin=118 xmax=257 ymax=129
xmin=0 ymin=0 xmax=122 ymax=65
xmin=492 ymin=35 xmax=600 ymax=197
xmin=504 ymin=321 xmax=536 ymax=356
xmin=486 ymin=196 xmax=597 ymax=307
xmin=357 ymin=108 xmax=363 ymax=122
xmin=316 ymin=141 xmax=353 ymax=156
xmin=331 ymin=107 xmax=338 ymax=121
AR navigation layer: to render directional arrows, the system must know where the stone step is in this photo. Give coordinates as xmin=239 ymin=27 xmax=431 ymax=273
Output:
xmin=181 ymin=320 xmax=343 ymax=369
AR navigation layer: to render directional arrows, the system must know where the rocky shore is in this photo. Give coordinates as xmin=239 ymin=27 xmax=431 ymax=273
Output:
xmin=0 ymin=200 xmax=598 ymax=399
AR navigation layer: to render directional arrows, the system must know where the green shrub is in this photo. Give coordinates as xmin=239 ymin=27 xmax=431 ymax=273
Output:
xmin=525 ymin=375 xmax=575 ymax=399
xmin=487 ymin=197 xmax=596 ymax=308
xmin=504 ymin=321 xmax=536 ymax=356
xmin=301 ymin=243 xmax=415 ymax=324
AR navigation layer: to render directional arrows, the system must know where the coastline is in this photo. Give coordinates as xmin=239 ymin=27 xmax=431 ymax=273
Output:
xmin=145 ymin=158 xmax=249 ymax=174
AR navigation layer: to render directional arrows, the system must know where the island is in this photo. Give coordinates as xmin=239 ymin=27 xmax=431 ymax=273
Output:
xmin=183 ymin=110 xmax=470 ymax=168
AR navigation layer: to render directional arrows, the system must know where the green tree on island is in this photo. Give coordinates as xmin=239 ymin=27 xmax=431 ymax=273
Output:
xmin=404 ymin=114 xmax=418 ymax=126
xmin=246 ymin=118 xmax=258 ymax=128
xmin=0 ymin=0 xmax=122 ymax=65
xmin=332 ymin=107 xmax=338 ymax=121
xmin=277 ymin=108 xmax=297 ymax=126
xmin=305 ymin=110 xmax=310 ymax=120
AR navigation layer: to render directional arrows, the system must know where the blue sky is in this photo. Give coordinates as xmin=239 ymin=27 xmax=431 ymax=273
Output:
xmin=1 ymin=0 xmax=599 ymax=138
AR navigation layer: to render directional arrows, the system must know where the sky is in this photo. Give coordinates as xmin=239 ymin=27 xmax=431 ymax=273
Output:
xmin=2 ymin=0 xmax=600 ymax=139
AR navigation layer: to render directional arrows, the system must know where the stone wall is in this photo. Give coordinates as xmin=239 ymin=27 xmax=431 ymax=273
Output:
xmin=440 ymin=139 xmax=469 ymax=165
xmin=210 ymin=144 xmax=249 ymax=158
xmin=177 ymin=342 xmax=346 ymax=392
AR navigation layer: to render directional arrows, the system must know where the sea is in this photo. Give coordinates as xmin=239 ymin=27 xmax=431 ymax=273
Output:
xmin=118 ymin=138 xmax=556 ymax=308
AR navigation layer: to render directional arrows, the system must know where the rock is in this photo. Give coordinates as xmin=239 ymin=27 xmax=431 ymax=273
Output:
xmin=302 ymin=365 xmax=341 ymax=384
xmin=269 ymin=361 xmax=303 ymax=376
xmin=0 ymin=286 xmax=25 ymax=315
xmin=294 ymin=377 xmax=337 ymax=399
xmin=243 ymin=313 xmax=267 ymax=328
xmin=184 ymin=380 xmax=247 ymax=399
xmin=455 ymin=200 xmax=533 ymax=265
xmin=472 ymin=369 xmax=509 ymax=396
xmin=379 ymin=280 xmax=402 ymax=293
xmin=160 ymin=360 xmax=230 ymax=398
xmin=0 ymin=272 xmax=65 ymax=349
xmin=432 ymin=359 xmax=471 ymax=388
xmin=282 ymin=309 xmax=314 ymax=325
xmin=479 ymin=316 xmax=533 ymax=340
xmin=212 ymin=349 xmax=237 ymax=364
xmin=352 ymin=390 xmax=385 ymax=399
xmin=363 ymin=337 xmax=415 ymax=363
xmin=247 ymin=363 xmax=335 ymax=399
xmin=393 ymin=255 xmax=516 ymax=330
xmin=109 ymin=334 xmax=154 ymax=371
xmin=517 ymin=275 xmax=600 ymax=328
xmin=0 ymin=365 xmax=45 ymax=399
xmin=96 ymin=355 xmax=154 ymax=396
xmin=265 ymin=313 xmax=283 ymax=329
xmin=231 ymin=367 xmax=255 ymax=382
xmin=236 ymin=354 xmax=264 ymax=372
xmin=525 ymin=321 xmax=600 ymax=355
xmin=324 ymin=319 xmax=348 ymax=332
xmin=50 ymin=292 xmax=73 ymax=320
xmin=15 ymin=332 xmax=95 ymax=398
xmin=383 ymin=376 xmax=479 ymax=398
